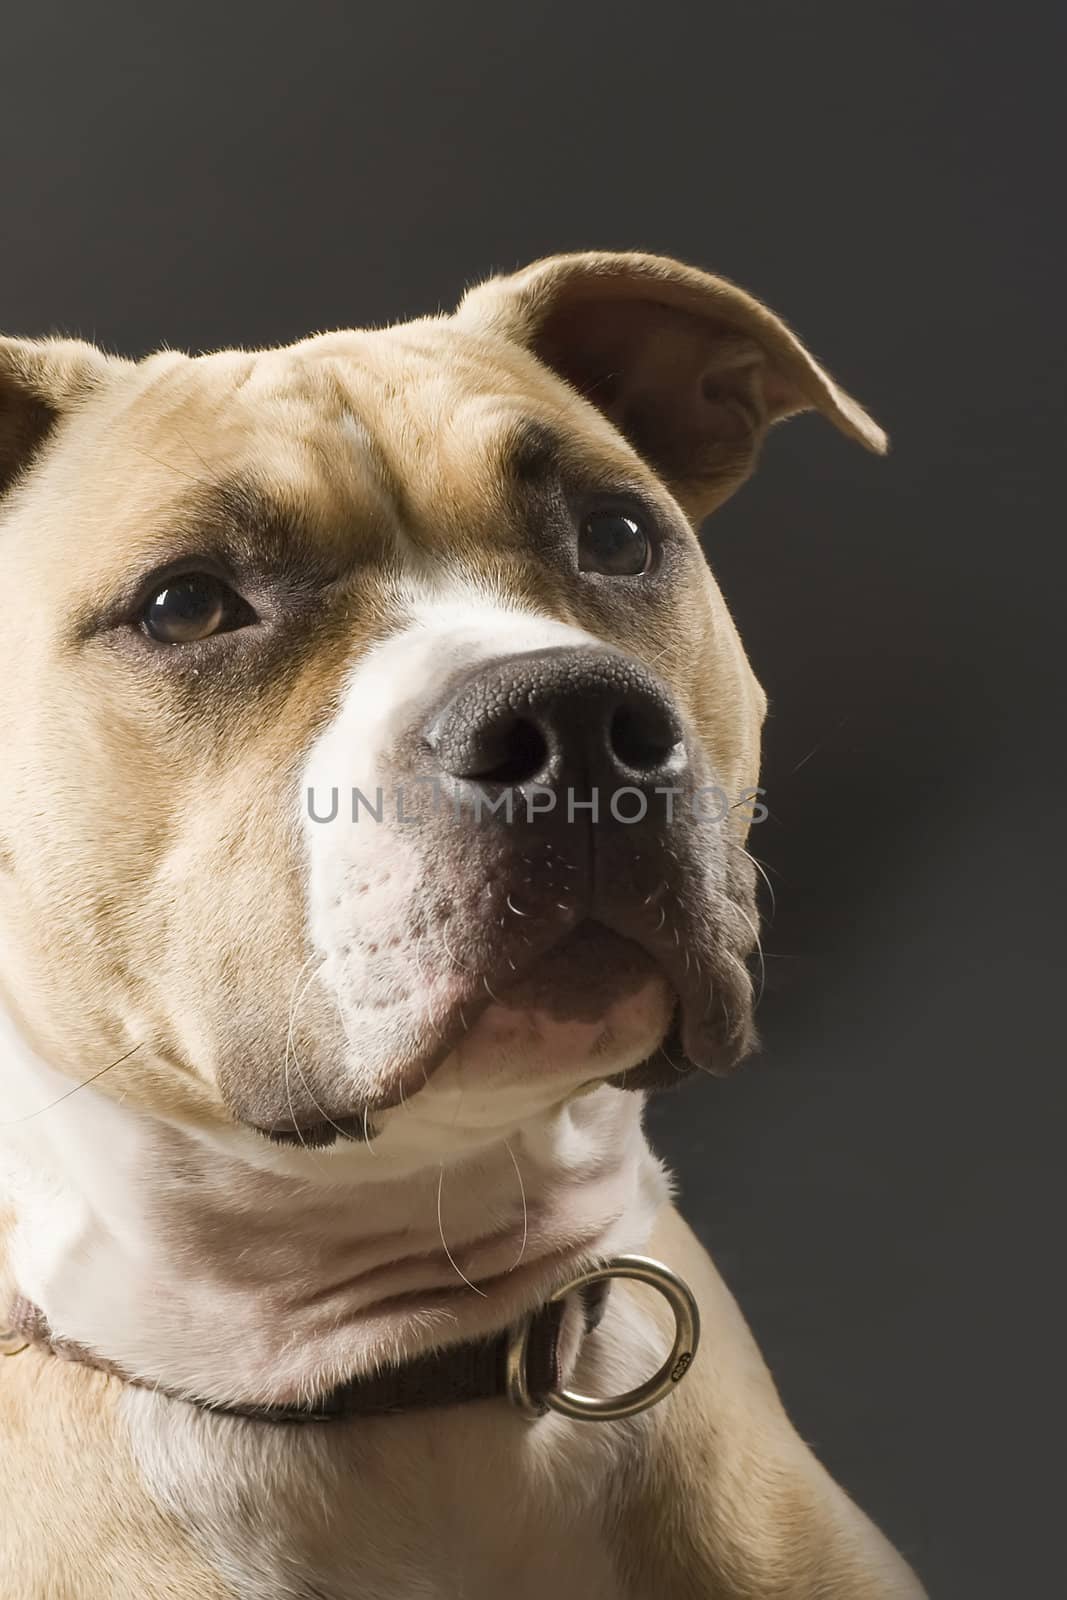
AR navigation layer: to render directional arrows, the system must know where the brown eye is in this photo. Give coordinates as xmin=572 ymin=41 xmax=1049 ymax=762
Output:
xmin=578 ymin=511 xmax=652 ymax=577
xmin=142 ymin=574 xmax=253 ymax=644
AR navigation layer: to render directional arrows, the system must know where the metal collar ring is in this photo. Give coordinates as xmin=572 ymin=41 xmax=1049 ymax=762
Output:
xmin=505 ymin=1253 xmax=701 ymax=1422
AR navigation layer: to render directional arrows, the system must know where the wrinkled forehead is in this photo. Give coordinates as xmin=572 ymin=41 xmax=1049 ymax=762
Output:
xmin=43 ymin=321 xmax=653 ymax=582
xmin=3 ymin=314 xmax=761 ymax=800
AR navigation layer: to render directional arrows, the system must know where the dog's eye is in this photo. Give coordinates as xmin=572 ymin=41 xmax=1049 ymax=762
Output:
xmin=142 ymin=575 xmax=255 ymax=644
xmin=578 ymin=511 xmax=652 ymax=577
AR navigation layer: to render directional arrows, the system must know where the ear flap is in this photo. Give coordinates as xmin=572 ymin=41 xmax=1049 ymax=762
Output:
xmin=456 ymin=251 xmax=886 ymax=519
xmin=0 ymin=337 xmax=115 ymax=498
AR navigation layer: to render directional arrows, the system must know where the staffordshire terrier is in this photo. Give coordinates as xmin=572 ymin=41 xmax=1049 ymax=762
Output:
xmin=0 ymin=251 xmax=925 ymax=1598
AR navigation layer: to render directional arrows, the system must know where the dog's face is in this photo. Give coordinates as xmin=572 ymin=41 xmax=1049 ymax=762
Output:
xmin=0 ymin=253 xmax=883 ymax=1157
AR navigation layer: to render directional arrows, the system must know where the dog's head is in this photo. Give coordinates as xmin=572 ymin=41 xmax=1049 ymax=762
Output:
xmin=0 ymin=252 xmax=883 ymax=1156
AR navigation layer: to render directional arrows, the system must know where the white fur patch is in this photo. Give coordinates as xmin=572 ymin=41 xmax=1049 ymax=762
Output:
xmin=301 ymin=591 xmax=634 ymax=1105
xmin=124 ymin=1282 xmax=671 ymax=1599
xmin=0 ymin=1007 xmax=665 ymax=1404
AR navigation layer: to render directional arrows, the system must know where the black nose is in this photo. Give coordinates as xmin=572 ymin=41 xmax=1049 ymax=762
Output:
xmin=424 ymin=646 xmax=686 ymax=794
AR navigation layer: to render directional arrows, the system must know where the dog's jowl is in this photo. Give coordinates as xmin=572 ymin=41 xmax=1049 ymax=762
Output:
xmin=0 ymin=253 xmax=925 ymax=1598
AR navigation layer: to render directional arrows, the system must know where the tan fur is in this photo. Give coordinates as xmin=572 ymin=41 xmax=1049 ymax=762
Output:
xmin=0 ymin=1368 xmax=234 ymax=1600
xmin=615 ymin=1208 xmax=923 ymax=1598
xmin=0 ymin=1275 xmax=235 ymax=1599
xmin=0 ymin=253 xmax=924 ymax=1596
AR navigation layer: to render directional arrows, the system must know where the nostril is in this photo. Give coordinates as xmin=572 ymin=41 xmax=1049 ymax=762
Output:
xmin=456 ymin=714 xmax=549 ymax=784
xmin=609 ymin=702 xmax=681 ymax=773
xmin=427 ymin=651 xmax=686 ymax=792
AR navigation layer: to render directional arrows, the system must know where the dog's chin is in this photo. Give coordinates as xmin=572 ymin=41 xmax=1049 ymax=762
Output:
xmin=254 ymin=930 xmax=676 ymax=1149
xmin=427 ymin=918 xmax=754 ymax=1103
xmin=444 ymin=926 xmax=677 ymax=1088
xmin=254 ymin=916 xmax=755 ymax=1148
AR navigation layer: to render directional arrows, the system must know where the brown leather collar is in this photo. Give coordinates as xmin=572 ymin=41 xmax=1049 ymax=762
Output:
xmin=3 ymin=1284 xmax=608 ymax=1425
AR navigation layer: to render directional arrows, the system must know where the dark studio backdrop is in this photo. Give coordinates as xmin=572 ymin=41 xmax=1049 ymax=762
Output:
xmin=3 ymin=4 xmax=1063 ymax=1594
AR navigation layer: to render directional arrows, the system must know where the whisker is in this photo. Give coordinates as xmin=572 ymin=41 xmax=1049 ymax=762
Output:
xmin=287 ymin=955 xmax=374 ymax=1152
xmin=283 ymin=954 xmax=322 ymax=1156
xmin=411 ymin=930 xmax=432 ymax=988
xmin=789 ymin=717 xmax=849 ymax=776
xmin=440 ymin=924 xmax=471 ymax=973
xmin=330 ymin=986 xmax=378 ymax=1157
xmin=168 ymin=421 xmax=214 ymax=476
xmin=730 ymin=901 xmax=766 ymax=1007
xmin=504 ymin=1141 xmax=529 ymax=1272
xmin=282 ymin=1053 xmax=311 ymax=1155
xmin=291 ymin=1051 xmax=363 ymax=1148
xmin=0 ymin=1042 xmax=144 ymax=1126
xmin=657 ymin=1035 xmax=689 ymax=1075
xmin=730 ymin=840 xmax=778 ymax=921
xmin=722 ymin=948 xmax=754 ymax=987
xmin=127 ymin=442 xmax=202 ymax=484
xmin=436 ymin=1165 xmax=488 ymax=1297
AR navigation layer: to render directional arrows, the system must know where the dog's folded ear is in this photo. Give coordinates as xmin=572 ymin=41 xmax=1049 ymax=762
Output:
xmin=0 ymin=337 xmax=118 ymax=498
xmin=456 ymin=251 xmax=887 ymax=519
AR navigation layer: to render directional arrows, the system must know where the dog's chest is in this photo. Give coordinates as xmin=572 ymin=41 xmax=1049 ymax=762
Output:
xmin=123 ymin=1373 xmax=643 ymax=1600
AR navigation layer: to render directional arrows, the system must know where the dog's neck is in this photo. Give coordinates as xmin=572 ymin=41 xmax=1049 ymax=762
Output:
xmin=0 ymin=1015 xmax=665 ymax=1408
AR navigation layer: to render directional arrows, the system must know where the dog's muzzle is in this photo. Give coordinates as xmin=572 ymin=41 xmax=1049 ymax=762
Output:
xmin=279 ymin=641 xmax=758 ymax=1139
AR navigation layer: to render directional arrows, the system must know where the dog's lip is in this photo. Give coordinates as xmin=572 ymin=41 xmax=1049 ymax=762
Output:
xmin=261 ymin=921 xmax=652 ymax=1132
xmin=254 ymin=1110 xmax=373 ymax=1148
xmin=373 ymin=911 xmax=743 ymax=1112
xmin=252 ymin=899 xmax=754 ymax=1143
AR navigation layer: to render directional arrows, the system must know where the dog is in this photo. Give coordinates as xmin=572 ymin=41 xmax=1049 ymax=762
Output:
xmin=0 ymin=251 xmax=926 ymax=1598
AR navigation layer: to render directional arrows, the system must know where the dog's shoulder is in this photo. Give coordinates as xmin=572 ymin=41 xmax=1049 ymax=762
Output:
xmin=0 ymin=1344 xmax=236 ymax=1600
xmin=602 ymin=1205 xmax=928 ymax=1599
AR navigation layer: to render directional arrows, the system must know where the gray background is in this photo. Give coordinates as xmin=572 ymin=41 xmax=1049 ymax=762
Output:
xmin=3 ymin=4 xmax=1063 ymax=1593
